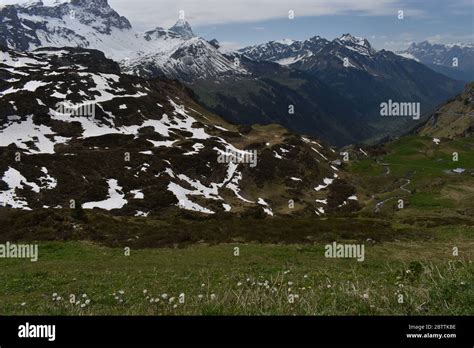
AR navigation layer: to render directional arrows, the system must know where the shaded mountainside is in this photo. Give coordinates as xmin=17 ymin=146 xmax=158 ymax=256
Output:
xmin=417 ymin=82 xmax=474 ymax=139
xmin=292 ymin=39 xmax=463 ymax=119
xmin=190 ymin=56 xmax=371 ymax=146
xmin=0 ymin=46 xmax=359 ymax=218
xmin=238 ymin=34 xmax=464 ymax=144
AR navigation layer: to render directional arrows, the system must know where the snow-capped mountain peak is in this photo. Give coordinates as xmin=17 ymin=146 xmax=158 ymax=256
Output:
xmin=238 ymin=35 xmax=329 ymax=65
xmin=0 ymin=0 xmax=132 ymax=51
xmin=335 ymin=33 xmax=376 ymax=56
xmin=337 ymin=33 xmax=367 ymax=46
xmin=169 ymin=19 xmax=195 ymax=39
xmin=123 ymin=35 xmax=248 ymax=81
xmin=239 ymin=33 xmax=380 ymax=66
xmin=0 ymin=1 xmax=245 ymax=80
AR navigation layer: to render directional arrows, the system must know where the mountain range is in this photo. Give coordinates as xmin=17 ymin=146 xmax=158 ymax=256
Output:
xmin=398 ymin=41 xmax=474 ymax=82
xmin=1 ymin=0 xmax=468 ymax=146
xmin=189 ymin=34 xmax=464 ymax=145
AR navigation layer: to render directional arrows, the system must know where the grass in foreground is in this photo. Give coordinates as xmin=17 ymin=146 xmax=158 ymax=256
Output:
xmin=0 ymin=230 xmax=472 ymax=316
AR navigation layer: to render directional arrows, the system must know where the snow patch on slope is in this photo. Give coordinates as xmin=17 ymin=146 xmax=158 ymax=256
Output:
xmin=0 ymin=167 xmax=39 ymax=210
xmin=82 ymin=179 xmax=128 ymax=210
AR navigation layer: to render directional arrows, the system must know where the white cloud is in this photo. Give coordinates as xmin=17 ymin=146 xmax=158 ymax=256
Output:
xmin=109 ymin=0 xmax=424 ymax=30
xmin=426 ymin=33 xmax=474 ymax=44
xmin=0 ymin=0 xmax=424 ymax=31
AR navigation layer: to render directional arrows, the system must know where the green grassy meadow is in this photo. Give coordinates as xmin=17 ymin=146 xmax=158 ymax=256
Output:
xmin=348 ymin=135 xmax=474 ymax=216
xmin=0 ymin=232 xmax=472 ymax=316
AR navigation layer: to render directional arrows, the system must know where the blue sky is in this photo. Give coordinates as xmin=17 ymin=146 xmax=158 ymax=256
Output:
xmin=188 ymin=0 xmax=474 ymax=51
xmin=195 ymin=11 xmax=473 ymax=51
xmin=2 ymin=0 xmax=473 ymax=51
